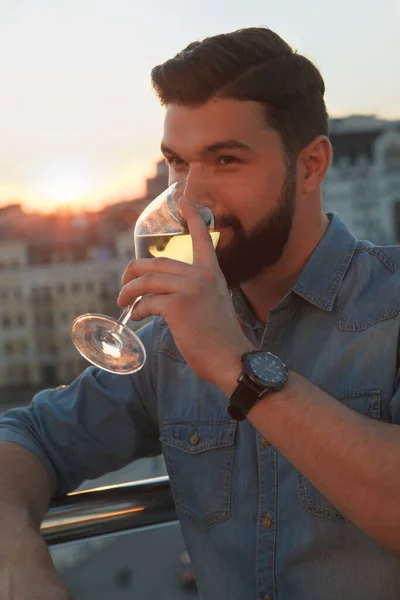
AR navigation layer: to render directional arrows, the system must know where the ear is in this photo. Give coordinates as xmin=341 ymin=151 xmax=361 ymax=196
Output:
xmin=297 ymin=136 xmax=332 ymax=193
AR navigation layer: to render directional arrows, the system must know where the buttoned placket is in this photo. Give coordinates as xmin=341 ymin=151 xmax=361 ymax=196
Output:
xmin=254 ymin=295 xmax=296 ymax=600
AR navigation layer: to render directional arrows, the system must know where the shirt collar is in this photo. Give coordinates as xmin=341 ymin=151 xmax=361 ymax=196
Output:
xmin=232 ymin=213 xmax=358 ymax=326
xmin=291 ymin=213 xmax=358 ymax=311
xmin=231 ymin=287 xmax=262 ymax=330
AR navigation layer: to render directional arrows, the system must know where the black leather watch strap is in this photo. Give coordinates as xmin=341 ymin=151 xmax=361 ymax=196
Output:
xmin=227 ymin=375 xmax=265 ymax=421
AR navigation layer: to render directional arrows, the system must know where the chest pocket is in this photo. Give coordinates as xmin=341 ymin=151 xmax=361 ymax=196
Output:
xmin=159 ymin=420 xmax=237 ymax=532
xmin=298 ymin=390 xmax=381 ymax=522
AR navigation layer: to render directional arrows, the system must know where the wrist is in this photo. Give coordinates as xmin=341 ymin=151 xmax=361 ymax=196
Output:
xmin=246 ymin=369 xmax=301 ymax=421
xmin=0 ymin=519 xmax=43 ymax=566
xmin=216 ymin=343 xmax=256 ymax=398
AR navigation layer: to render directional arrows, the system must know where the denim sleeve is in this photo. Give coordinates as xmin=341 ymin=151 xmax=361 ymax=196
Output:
xmin=0 ymin=320 xmax=160 ymax=496
xmin=390 ymin=386 xmax=400 ymax=425
xmin=390 ymin=349 xmax=400 ymax=425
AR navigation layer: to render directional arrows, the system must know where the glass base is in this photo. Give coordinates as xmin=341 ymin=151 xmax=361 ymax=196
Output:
xmin=71 ymin=313 xmax=146 ymax=375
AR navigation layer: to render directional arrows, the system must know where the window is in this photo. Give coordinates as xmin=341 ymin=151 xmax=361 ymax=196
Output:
xmin=36 ymin=250 xmax=51 ymax=265
xmin=17 ymin=313 xmax=25 ymax=327
xmin=71 ymin=247 xmax=87 ymax=262
xmin=85 ymin=281 xmax=94 ymax=292
xmin=4 ymin=341 xmax=13 ymax=355
xmin=2 ymin=315 xmax=11 ymax=328
xmin=18 ymin=366 xmax=30 ymax=385
xmin=42 ymin=286 xmax=52 ymax=300
xmin=41 ymin=364 xmax=57 ymax=385
xmin=47 ymin=341 xmax=58 ymax=354
xmin=14 ymin=287 xmax=22 ymax=299
xmin=32 ymin=286 xmax=51 ymax=300
xmin=385 ymin=144 xmax=400 ymax=173
xmin=101 ymin=274 xmax=119 ymax=295
xmin=338 ymin=155 xmax=351 ymax=178
xmin=67 ymin=360 xmax=77 ymax=379
xmin=71 ymin=282 xmax=81 ymax=293
xmin=76 ymin=359 xmax=86 ymax=373
xmin=57 ymin=283 xmax=66 ymax=295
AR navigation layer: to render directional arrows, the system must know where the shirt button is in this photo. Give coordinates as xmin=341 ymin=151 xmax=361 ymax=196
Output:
xmin=262 ymin=513 xmax=272 ymax=529
xmin=189 ymin=432 xmax=199 ymax=445
xmin=261 ymin=437 xmax=271 ymax=447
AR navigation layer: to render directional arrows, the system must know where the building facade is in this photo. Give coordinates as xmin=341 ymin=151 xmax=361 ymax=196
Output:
xmin=0 ymin=246 xmax=128 ymax=388
xmin=0 ymin=161 xmax=168 ymax=391
xmin=324 ymin=116 xmax=400 ymax=244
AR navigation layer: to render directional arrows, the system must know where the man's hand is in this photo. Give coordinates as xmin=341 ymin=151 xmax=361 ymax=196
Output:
xmin=118 ymin=198 xmax=254 ymax=392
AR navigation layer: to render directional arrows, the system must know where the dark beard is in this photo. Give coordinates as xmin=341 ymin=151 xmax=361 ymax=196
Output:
xmin=215 ymin=170 xmax=296 ymax=289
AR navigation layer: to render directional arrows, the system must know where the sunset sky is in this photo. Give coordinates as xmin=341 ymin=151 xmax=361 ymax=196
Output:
xmin=1 ymin=0 xmax=399 ymax=213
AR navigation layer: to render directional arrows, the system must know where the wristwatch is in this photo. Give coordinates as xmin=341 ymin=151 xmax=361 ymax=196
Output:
xmin=227 ymin=351 xmax=289 ymax=421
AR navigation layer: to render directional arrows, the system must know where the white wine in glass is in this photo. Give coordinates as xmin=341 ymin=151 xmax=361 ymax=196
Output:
xmin=71 ymin=182 xmax=220 ymax=375
xmin=135 ymin=231 xmax=220 ymax=263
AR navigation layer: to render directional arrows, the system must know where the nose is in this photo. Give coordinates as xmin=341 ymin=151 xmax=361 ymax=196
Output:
xmin=182 ymin=163 xmax=211 ymax=206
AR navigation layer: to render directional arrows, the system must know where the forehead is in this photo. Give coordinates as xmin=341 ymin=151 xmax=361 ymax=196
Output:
xmin=162 ymin=98 xmax=279 ymax=155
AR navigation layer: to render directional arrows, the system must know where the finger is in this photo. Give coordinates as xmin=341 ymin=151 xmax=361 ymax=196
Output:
xmin=121 ymin=257 xmax=194 ymax=286
xmin=179 ymin=197 xmax=220 ymax=268
xmin=117 ymin=273 xmax=189 ymax=307
xmin=129 ymin=293 xmax=171 ymax=321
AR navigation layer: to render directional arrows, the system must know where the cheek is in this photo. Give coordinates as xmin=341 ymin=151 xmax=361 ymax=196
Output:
xmin=168 ymin=169 xmax=191 ymax=189
xmin=217 ymin=186 xmax=266 ymax=233
xmin=240 ymin=168 xmax=286 ymax=227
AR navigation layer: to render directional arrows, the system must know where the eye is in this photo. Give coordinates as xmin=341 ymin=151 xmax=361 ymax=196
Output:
xmin=164 ymin=156 xmax=186 ymax=169
xmin=217 ymin=155 xmax=241 ymax=167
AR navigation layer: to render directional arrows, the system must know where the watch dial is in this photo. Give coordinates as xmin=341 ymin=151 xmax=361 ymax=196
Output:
xmin=249 ymin=353 xmax=286 ymax=385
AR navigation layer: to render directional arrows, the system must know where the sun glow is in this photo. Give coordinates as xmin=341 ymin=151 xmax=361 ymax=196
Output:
xmin=29 ymin=161 xmax=100 ymax=211
xmin=42 ymin=176 xmax=93 ymax=204
xmin=36 ymin=176 xmax=95 ymax=209
xmin=8 ymin=160 xmax=149 ymax=213
xmin=0 ymin=159 xmax=151 ymax=214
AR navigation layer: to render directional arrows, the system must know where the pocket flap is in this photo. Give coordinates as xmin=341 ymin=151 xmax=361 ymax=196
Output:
xmin=160 ymin=420 xmax=237 ymax=454
xmin=338 ymin=389 xmax=381 ymax=419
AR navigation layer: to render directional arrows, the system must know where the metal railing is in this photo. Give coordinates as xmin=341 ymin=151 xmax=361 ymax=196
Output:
xmin=41 ymin=476 xmax=177 ymax=547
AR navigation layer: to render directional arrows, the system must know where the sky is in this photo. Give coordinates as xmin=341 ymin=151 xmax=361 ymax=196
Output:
xmin=1 ymin=0 xmax=400 ymax=213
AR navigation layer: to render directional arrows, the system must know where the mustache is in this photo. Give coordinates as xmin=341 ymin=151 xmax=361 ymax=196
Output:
xmin=214 ymin=214 xmax=243 ymax=231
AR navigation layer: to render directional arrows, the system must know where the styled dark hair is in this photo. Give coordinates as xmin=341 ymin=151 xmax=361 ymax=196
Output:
xmin=151 ymin=27 xmax=329 ymax=158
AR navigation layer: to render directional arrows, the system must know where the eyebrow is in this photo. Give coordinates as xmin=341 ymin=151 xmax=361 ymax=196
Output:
xmin=160 ymin=139 xmax=255 ymax=160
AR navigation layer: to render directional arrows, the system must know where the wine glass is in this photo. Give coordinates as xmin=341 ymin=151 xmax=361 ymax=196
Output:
xmin=71 ymin=182 xmax=219 ymax=375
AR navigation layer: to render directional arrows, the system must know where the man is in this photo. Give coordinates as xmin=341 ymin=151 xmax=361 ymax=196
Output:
xmin=1 ymin=26 xmax=400 ymax=600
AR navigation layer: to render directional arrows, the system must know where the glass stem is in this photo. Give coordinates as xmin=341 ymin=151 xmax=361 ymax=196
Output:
xmin=116 ymin=296 xmax=143 ymax=327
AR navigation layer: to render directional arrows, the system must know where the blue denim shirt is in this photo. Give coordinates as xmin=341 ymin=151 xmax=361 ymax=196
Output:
xmin=1 ymin=213 xmax=400 ymax=600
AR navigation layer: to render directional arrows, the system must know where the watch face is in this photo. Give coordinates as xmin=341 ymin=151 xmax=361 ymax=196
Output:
xmin=247 ymin=352 xmax=287 ymax=388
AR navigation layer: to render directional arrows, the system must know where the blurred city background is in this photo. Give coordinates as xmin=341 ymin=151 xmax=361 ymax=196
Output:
xmin=1 ymin=0 xmax=400 ymax=598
